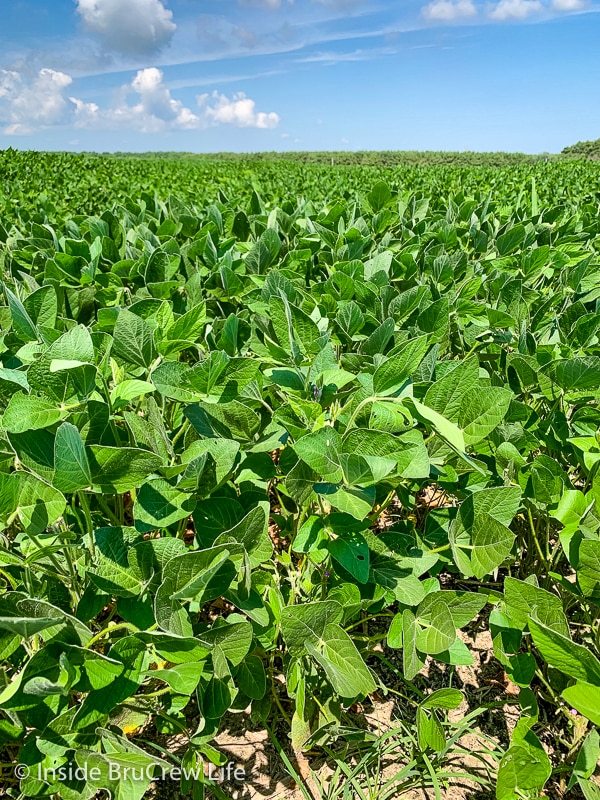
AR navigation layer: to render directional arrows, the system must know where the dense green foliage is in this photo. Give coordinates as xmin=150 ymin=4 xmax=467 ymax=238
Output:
xmin=105 ymin=150 xmax=553 ymax=167
xmin=562 ymin=139 xmax=600 ymax=161
xmin=1 ymin=151 xmax=600 ymax=799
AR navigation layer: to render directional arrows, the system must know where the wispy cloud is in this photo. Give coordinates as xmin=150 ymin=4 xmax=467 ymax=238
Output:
xmin=75 ymin=0 xmax=176 ymax=56
xmin=295 ymin=46 xmax=396 ymax=63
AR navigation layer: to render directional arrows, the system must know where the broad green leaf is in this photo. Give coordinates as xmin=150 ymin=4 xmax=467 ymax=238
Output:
xmin=88 ymin=446 xmax=163 ymax=493
xmin=53 ymin=422 xmax=92 ymax=493
xmin=112 ymin=308 xmax=157 ymax=369
xmin=4 ymin=284 xmax=38 ymax=339
xmin=420 ymin=688 xmax=463 ymax=710
xmin=417 ymin=706 xmax=446 ymax=752
xmin=327 ymin=532 xmax=370 ymax=584
xmin=294 ymin=428 xmax=343 ymax=483
xmin=541 ymin=356 xmax=600 ymax=392
xmin=215 ymin=502 xmax=272 ymax=567
xmin=410 ymin=398 xmax=466 ymax=453
xmin=236 ymin=655 xmax=267 ymax=699
xmin=155 ymin=547 xmax=240 ymax=635
xmin=134 ymin=479 xmax=196 ymax=530
xmin=373 ymin=336 xmax=429 ymax=396
xmin=562 ymin=682 xmax=600 ymax=726
xmin=415 ymin=595 xmax=455 ymax=655
xmin=281 ymin=601 xmax=343 ymax=657
xmin=459 ymin=387 xmax=513 ymax=445
xmin=306 ymin=623 xmax=376 ymax=698
xmin=16 ymin=474 xmax=66 ymax=535
xmin=110 ymin=380 xmax=155 ymax=410
xmin=315 ymin=483 xmax=376 ymax=519
xmin=529 ymin=618 xmax=600 ymax=684
xmin=504 ymin=578 xmax=569 ymax=635
xmin=2 ymin=394 xmax=65 ymax=434
xmin=424 ymin=357 xmax=480 ymax=422
xmin=198 ymin=620 xmax=253 ymax=666
xmin=496 ymin=743 xmax=552 ymax=800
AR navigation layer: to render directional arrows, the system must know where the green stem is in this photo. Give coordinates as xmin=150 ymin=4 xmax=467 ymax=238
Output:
xmin=428 ymin=543 xmax=451 ymax=555
xmin=78 ymin=491 xmax=95 ymax=557
xmin=85 ymin=622 xmax=139 ymax=649
xmin=25 ymin=531 xmax=65 ymax=578
xmin=345 ymin=613 xmax=394 ymax=632
xmin=527 ymin=506 xmax=547 ymax=569
xmin=271 ymin=685 xmax=292 ymax=725
xmin=96 ymin=496 xmax=122 ymax=527
xmin=0 ymin=568 xmax=18 ymax=590
xmin=139 ymin=686 xmax=173 ymax=700
xmin=170 ymin=418 xmax=190 ymax=451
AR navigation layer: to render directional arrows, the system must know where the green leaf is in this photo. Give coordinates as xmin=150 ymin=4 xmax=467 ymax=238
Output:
xmin=459 ymin=387 xmax=513 ymax=445
xmin=415 ymin=595 xmax=455 ymax=655
xmin=236 ymin=655 xmax=267 ymax=699
xmin=504 ymin=578 xmax=569 ymax=636
xmin=416 ymin=706 xmax=446 ymax=752
xmin=497 ymin=743 xmax=551 ymax=800
xmin=420 ymin=688 xmax=463 ymax=710
xmin=0 ymin=616 xmax=61 ymax=639
xmin=134 ymin=479 xmax=196 ymax=530
xmin=3 ymin=284 xmax=38 ymax=340
xmin=155 ymin=547 xmax=239 ymax=635
xmin=529 ymin=618 xmax=600 ymax=684
xmin=568 ymin=729 xmax=600 ymax=790
xmin=294 ymin=428 xmax=343 ymax=483
xmin=315 ymin=483 xmax=376 ymax=519
xmin=151 ymin=662 xmax=205 ymax=695
xmin=112 ymin=309 xmax=157 ymax=369
xmin=367 ymin=181 xmax=392 ymax=212
xmin=88 ymin=446 xmax=163 ymax=493
xmin=410 ymin=398 xmax=466 ymax=453
xmin=110 ymin=380 xmax=156 ymax=410
xmin=306 ymin=623 xmax=376 ymax=698
xmin=327 ymin=532 xmax=370 ymax=584
xmin=3 ymin=394 xmax=65 ymax=434
xmin=449 ymin=488 xmax=519 ymax=579
xmin=424 ymin=357 xmax=480 ymax=422
xmin=16 ymin=474 xmax=66 ymax=535
xmin=541 ymin=356 xmax=600 ymax=392
xmin=373 ymin=336 xmax=429 ymax=396
xmin=281 ymin=601 xmax=343 ymax=657
xmin=89 ymin=526 xmax=145 ymax=599
xmin=53 ymin=422 xmax=92 ymax=493
xmin=562 ymin=682 xmax=600 ymax=726
xmin=215 ymin=502 xmax=272 ymax=568
xmin=198 ymin=620 xmax=253 ymax=666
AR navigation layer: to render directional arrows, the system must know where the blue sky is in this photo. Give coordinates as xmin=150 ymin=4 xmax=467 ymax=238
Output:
xmin=0 ymin=0 xmax=598 ymax=152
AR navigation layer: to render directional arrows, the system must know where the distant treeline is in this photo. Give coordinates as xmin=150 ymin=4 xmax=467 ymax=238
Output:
xmin=5 ymin=146 xmax=599 ymax=166
xmin=100 ymin=150 xmax=556 ymax=167
xmin=561 ymin=139 xmax=600 ymax=160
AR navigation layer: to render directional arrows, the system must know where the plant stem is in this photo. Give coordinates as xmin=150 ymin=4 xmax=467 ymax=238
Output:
xmin=78 ymin=491 xmax=95 ymax=559
xmin=85 ymin=622 xmax=139 ymax=649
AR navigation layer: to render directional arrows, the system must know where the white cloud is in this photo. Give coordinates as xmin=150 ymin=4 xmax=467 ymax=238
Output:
xmin=112 ymin=67 xmax=200 ymax=131
xmin=423 ymin=0 xmax=477 ymax=19
xmin=488 ymin=0 xmax=543 ymax=19
xmin=75 ymin=0 xmax=176 ymax=55
xmin=198 ymin=91 xmax=280 ymax=129
xmin=0 ymin=66 xmax=280 ymax=135
xmin=0 ymin=68 xmax=86 ymax=134
xmin=551 ymin=0 xmax=585 ymax=9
